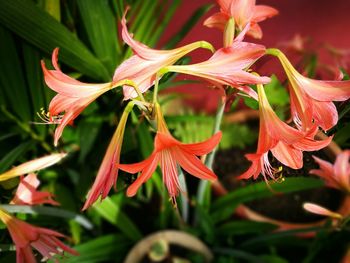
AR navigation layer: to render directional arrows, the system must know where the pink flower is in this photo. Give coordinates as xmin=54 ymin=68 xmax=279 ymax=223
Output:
xmin=204 ymin=0 xmax=278 ymax=39
xmin=11 ymin=173 xmax=59 ymax=206
xmin=0 ymin=208 xmax=78 ymax=263
xmin=310 ymin=150 xmax=350 ymax=193
xmin=118 ymin=103 xmax=221 ymax=201
xmin=41 ymin=49 xmax=130 ymax=146
xmin=82 ymin=102 xmax=134 ymax=210
xmin=0 ymin=153 xmax=66 ymax=182
xmin=163 ymin=30 xmax=270 ymax=100
xmin=113 ymin=9 xmax=214 ymax=100
xmin=268 ymin=48 xmax=350 ymax=132
xmin=238 ymin=84 xmax=332 ymax=181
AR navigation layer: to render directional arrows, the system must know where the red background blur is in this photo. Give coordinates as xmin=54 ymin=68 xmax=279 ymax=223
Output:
xmin=162 ymin=0 xmax=350 ymax=50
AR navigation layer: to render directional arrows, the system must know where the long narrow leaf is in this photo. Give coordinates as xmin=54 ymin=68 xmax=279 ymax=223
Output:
xmin=0 ymin=205 xmax=93 ymax=229
xmin=93 ymin=195 xmax=142 ymax=241
xmin=77 ymin=0 xmax=121 ymax=72
xmin=164 ymin=3 xmax=213 ymax=49
xmin=58 ymin=234 xmax=131 ymax=263
xmin=0 ymin=26 xmax=31 ymax=121
xmin=211 ymin=177 xmax=324 ymax=223
xmin=0 ymin=0 xmax=110 ymax=81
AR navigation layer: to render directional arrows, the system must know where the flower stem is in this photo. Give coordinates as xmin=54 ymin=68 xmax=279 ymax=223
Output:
xmin=196 ymin=96 xmax=225 ymax=206
xmin=116 ymin=79 xmax=146 ymax=103
xmin=153 ymin=72 xmax=162 ymax=104
xmin=1 ymin=106 xmax=52 ymax=152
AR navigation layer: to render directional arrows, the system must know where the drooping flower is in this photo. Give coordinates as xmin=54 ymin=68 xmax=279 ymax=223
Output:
xmin=82 ymin=102 xmax=134 ymax=210
xmin=118 ymin=103 xmax=221 ymax=201
xmin=204 ymin=0 xmax=278 ymax=39
xmin=11 ymin=173 xmax=59 ymax=206
xmin=303 ymin=202 xmax=343 ymax=220
xmin=310 ymin=150 xmax=350 ymax=193
xmin=0 ymin=153 xmax=66 ymax=182
xmin=267 ymin=48 xmax=350 ymax=132
xmin=0 ymin=208 xmax=78 ymax=263
xmin=163 ymin=29 xmax=270 ymax=100
xmin=41 ymin=48 xmax=132 ymax=146
xmin=113 ymin=8 xmax=215 ymax=100
xmin=238 ymin=84 xmax=332 ymax=181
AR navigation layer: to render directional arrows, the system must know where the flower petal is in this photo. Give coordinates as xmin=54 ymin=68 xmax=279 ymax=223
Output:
xmin=160 ymin=150 xmax=180 ymax=197
xmin=303 ymin=203 xmax=343 ymax=219
xmin=237 ymin=154 xmax=262 ymax=180
xmin=180 ymin=131 xmax=222 ymax=156
xmin=0 ymin=154 xmax=66 ymax=182
xmin=312 ymin=100 xmax=338 ymax=131
xmin=83 ymin=123 xmax=125 ymax=210
xmin=333 ymin=150 xmax=350 ymax=191
xmin=126 ymin=154 xmax=160 ymax=197
xmin=293 ymin=135 xmax=333 ymax=152
xmin=203 ymin=12 xmax=229 ymax=31
xmin=310 ymin=156 xmax=339 ymax=189
xmin=300 ymin=78 xmax=350 ymax=102
xmin=172 ymin=148 xmax=217 ymax=181
xmin=252 ymin=5 xmax=279 ymax=23
xmin=271 ymin=142 xmax=303 ymax=169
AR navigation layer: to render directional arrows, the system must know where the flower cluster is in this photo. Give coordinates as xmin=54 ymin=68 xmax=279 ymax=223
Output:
xmin=3 ymin=1 xmax=350 ymax=261
xmin=40 ymin=1 xmax=350 ymax=205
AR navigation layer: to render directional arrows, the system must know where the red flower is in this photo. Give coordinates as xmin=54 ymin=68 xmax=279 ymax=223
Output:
xmin=204 ymin=0 xmax=278 ymax=39
xmin=0 ymin=208 xmax=78 ymax=263
xmin=164 ymin=29 xmax=270 ymax=100
xmin=11 ymin=173 xmax=59 ymax=206
xmin=238 ymin=84 xmax=332 ymax=181
xmin=119 ymin=104 xmax=221 ymax=200
xmin=41 ymin=49 xmax=129 ymax=146
xmin=310 ymin=150 xmax=350 ymax=193
xmin=268 ymin=48 xmax=350 ymax=132
xmin=82 ymin=102 xmax=134 ymax=210
xmin=113 ymin=8 xmax=214 ymax=100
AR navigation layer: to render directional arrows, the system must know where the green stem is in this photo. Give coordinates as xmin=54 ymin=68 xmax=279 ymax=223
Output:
xmin=178 ymin=168 xmax=189 ymax=223
xmin=1 ymin=106 xmax=52 ymax=152
xmin=265 ymin=48 xmax=282 ymax=57
xmin=120 ymin=79 xmax=146 ymax=103
xmin=153 ymin=72 xmax=162 ymax=104
xmin=196 ymin=96 xmax=225 ymax=206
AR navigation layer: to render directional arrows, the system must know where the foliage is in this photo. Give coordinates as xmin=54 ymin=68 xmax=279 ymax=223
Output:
xmin=0 ymin=0 xmax=349 ymax=263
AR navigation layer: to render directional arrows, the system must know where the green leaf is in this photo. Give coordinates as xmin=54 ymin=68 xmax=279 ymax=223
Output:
xmin=260 ymin=255 xmax=289 ymax=263
xmin=240 ymin=226 xmax=324 ymax=248
xmin=0 ymin=205 xmax=93 ymax=229
xmin=164 ymin=3 xmax=213 ymax=49
xmin=217 ymin=221 xmax=277 ymax=236
xmin=77 ymin=0 xmax=121 ymax=72
xmin=0 ymin=26 xmax=31 ymax=121
xmin=78 ymin=118 xmax=103 ymax=163
xmin=92 ymin=195 xmax=142 ymax=241
xmin=243 ymin=96 xmax=259 ymax=110
xmin=211 ymin=177 xmax=324 ymax=223
xmin=220 ymin=123 xmax=257 ymax=150
xmin=0 ymin=141 xmax=33 ymax=173
xmin=213 ymin=248 xmax=266 ymax=263
xmin=148 ymin=0 xmax=182 ymax=47
xmin=0 ymin=0 xmax=110 ymax=81
xmin=58 ymin=234 xmax=131 ymax=263
xmin=22 ymin=42 xmax=50 ymax=136
xmin=334 ymin=122 xmax=350 ymax=146
xmin=264 ymin=75 xmax=290 ymax=107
